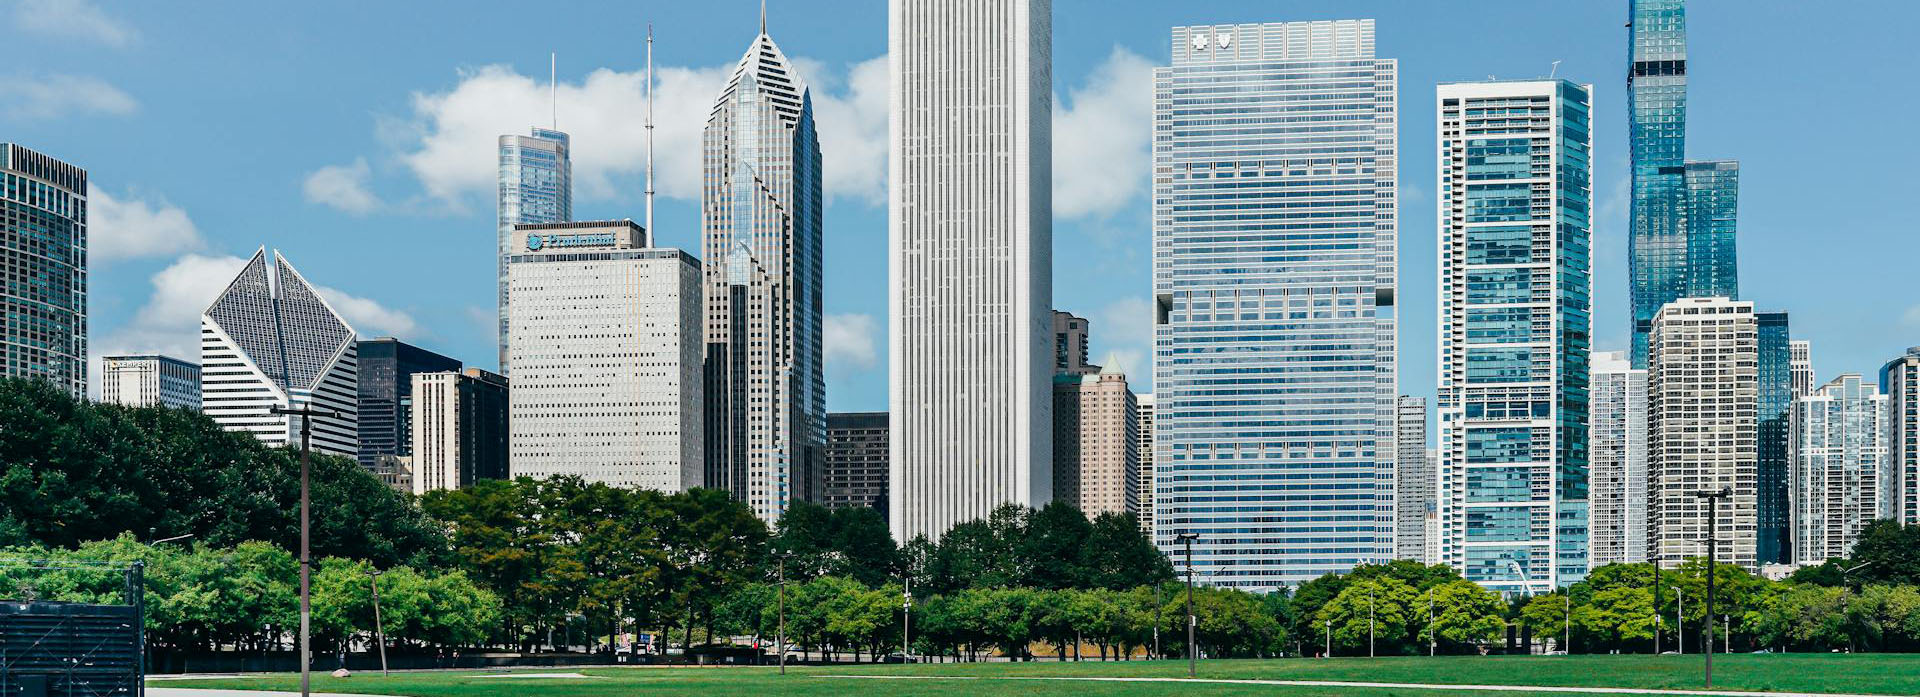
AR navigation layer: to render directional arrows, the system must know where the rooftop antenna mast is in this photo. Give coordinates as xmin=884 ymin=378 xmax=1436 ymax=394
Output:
xmin=761 ymin=0 xmax=767 ymax=34
xmin=550 ymin=52 xmax=557 ymax=129
xmin=645 ymin=24 xmax=655 ymax=233
xmin=1550 ymin=60 xmax=1562 ymax=79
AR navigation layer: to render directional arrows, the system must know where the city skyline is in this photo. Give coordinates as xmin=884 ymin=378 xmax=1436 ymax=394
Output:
xmin=25 ymin=1 xmax=1918 ymax=423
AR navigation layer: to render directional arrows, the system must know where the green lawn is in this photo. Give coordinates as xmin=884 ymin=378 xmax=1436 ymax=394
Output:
xmin=157 ymin=654 xmax=1920 ymax=696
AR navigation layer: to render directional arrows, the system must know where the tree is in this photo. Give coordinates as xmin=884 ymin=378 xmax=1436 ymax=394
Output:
xmin=1850 ymin=520 xmax=1920 ymax=586
xmin=1318 ymin=577 xmax=1417 ymax=654
xmin=1753 ymin=584 xmax=1851 ymax=652
xmin=1428 ymin=580 xmax=1504 ymax=653
xmin=1022 ymin=503 xmax=1093 ymax=590
xmin=1084 ymin=512 xmax=1173 ymax=590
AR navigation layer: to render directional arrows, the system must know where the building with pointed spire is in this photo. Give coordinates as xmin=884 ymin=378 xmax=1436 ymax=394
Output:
xmin=701 ymin=17 xmax=826 ymax=525
xmin=200 ymin=249 xmax=359 ymax=456
xmin=1053 ymin=363 xmax=1139 ymax=517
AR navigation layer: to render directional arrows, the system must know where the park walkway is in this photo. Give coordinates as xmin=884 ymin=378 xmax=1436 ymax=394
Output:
xmin=821 ymin=674 xmax=1897 ymax=697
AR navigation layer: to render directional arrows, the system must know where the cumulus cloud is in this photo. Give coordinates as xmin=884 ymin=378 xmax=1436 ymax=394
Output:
xmin=824 ymin=313 xmax=879 ymax=368
xmin=315 ymin=284 xmax=421 ymax=338
xmin=303 ymin=158 xmax=381 ymax=214
xmin=1052 ymin=46 xmax=1154 ymax=220
xmin=10 ymin=0 xmax=134 ymax=47
xmin=1095 ymin=296 xmax=1154 ymax=381
xmin=0 ymin=73 xmax=136 ymax=120
xmin=384 ymin=53 xmax=888 ymax=210
xmin=87 ymin=187 xmax=203 ymax=263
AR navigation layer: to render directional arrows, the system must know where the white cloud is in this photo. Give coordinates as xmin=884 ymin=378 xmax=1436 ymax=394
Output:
xmin=315 ymin=284 xmax=420 ymax=339
xmin=87 ymin=187 xmax=203 ymax=263
xmin=1052 ymin=46 xmax=1154 ymax=220
xmin=10 ymin=0 xmax=134 ymax=47
xmin=0 ymin=73 xmax=135 ymax=120
xmin=1902 ymin=305 xmax=1920 ymax=327
xmin=303 ymin=158 xmax=381 ymax=214
xmin=385 ymin=53 xmax=888 ymax=210
xmin=1095 ymin=296 xmax=1154 ymax=381
xmin=824 ymin=313 xmax=879 ymax=368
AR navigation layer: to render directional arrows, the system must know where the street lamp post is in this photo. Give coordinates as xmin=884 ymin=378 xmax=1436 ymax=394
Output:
xmin=270 ymin=404 xmax=343 ymax=697
xmin=1175 ymin=532 xmax=1199 ymax=678
xmin=902 ymin=576 xmax=912 ymax=662
xmin=776 ymin=555 xmax=788 ymax=675
xmin=1428 ymin=588 xmax=1436 ymax=657
xmin=1368 ymin=588 xmax=1376 ymax=658
xmin=366 ymin=570 xmax=388 ymax=676
xmin=1674 ymin=586 xmax=1684 ymax=656
xmin=1324 ymin=619 xmax=1331 ymax=659
xmin=1693 ymin=488 xmax=1729 ymax=688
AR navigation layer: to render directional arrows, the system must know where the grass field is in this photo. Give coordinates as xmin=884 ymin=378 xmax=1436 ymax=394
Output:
xmin=157 ymin=654 xmax=1920 ymax=696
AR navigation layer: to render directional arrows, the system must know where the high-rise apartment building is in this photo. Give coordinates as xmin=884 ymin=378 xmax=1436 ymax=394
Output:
xmin=1 ymin=144 xmax=86 ymax=397
xmin=1648 ymin=297 xmax=1757 ymax=569
xmin=1627 ymin=0 xmax=1741 ymax=367
xmin=1136 ymin=393 xmax=1155 ymax=536
xmin=824 ymin=412 xmax=889 ymax=513
xmin=99 ymin=354 xmax=201 ymax=410
xmin=1435 ymin=79 xmax=1593 ymax=592
xmin=1880 ymin=347 xmax=1920 ymax=524
xmin=702 ymin=27 xmax=826 ymax=525
xmin=1589 ymin=351 xmax=1649 ymax=566
xmin=1152 ymin=20 xmax=1398 ymax=588
xmin=506 ymin=221 xmax=702 ymax=491
xmin=889 ymin=0 xmax=1053 ymax=542
xmin=355 ymin=338 xmax=460 ymax=470
xmin=1791 ymin=340 xmax=1814 ymax=397
xmin=1394 ymin=397 xmax=1431 ymax=563
xmin=1755 ymin=311 xmax=1793 ymax=564
xmin=1053 ymin=311 xmax=1096 ymax=376
xmin=497 ymin=128 xmax=572 ymax=373
xmin=1053 ymin=367 xmax=1139 ymax=517
xmin=1790 ymin=374 xmax=1888 ymax=564
xmin=201 ymin=249 xmax=358 ymax=456
xmin=410 ymin=368 xmax=510 ymax=494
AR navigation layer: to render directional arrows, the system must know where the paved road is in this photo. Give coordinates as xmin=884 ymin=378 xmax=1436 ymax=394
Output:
xmin=821 ymin=674 xmax=1897 ymax=697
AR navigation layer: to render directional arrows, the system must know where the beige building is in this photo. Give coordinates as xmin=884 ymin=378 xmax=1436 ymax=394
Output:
xmin=1052 ymin=366 xmax=1139 ymax=516
xmin=1649 ymin=297 xmax=1759 ymax=569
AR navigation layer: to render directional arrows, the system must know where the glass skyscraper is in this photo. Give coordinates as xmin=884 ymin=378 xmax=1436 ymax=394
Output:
xmin=496 ymin=127 xmax=571 ymax=373
xmin=1152 ymin=20 xmax=1398 ymax=589
xmin=0 ymin=144 xmax=87 ymax=397
xmin=1684 ymin=160 xmax=1739 ymax=298
xmin=1435 ymin=80 xmax=1593 ymax=593
xmin=1756 ymin=310 xmax=1793 ymax=564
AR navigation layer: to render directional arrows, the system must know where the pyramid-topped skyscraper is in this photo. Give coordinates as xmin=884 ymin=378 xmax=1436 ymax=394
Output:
xmin=201 ymin=248 xmax=359 ymax=456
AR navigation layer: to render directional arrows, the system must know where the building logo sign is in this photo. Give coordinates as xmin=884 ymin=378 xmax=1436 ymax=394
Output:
xmin=526 ymin=232 xmax=617 ymax=251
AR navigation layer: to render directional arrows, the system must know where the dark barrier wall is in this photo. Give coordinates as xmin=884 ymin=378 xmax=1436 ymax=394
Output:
xmin=0 ymin=602 xmax=142 ymax=696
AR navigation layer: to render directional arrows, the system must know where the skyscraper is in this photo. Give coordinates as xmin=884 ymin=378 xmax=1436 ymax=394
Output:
xmin=1435 ymin=79 xmax=1593 ymax=592
xmin=1053 ymin=311 xmax=1096 ymax=376
xmin=1136 ymin=393 xmax=1155 ymax=537
xmin=1880 ymin=347 xmax=1920 ymax=524
xmin=410 ymin=368 xmax=510 ymax=494
xmin=355 ymin=337 xmax=460 ymax=471
xmin=1394 ymin=397 xmax=1432 ymax=563
xmin=890 ymin=0 xmax=1053 ymax=542
xmin=1648 ymin=297 xmax=1757 ymax=569
xmin=100 ymin=354 xmax=201 ymax=411
xmin=1153 ymin=20 xmax=1398 ymax=588
xmin=1756 ymin=310 xmax=1794 ymax=564
xmin=702 ymin=24 xmax=826 ymax=525
xmin=824 ymin=412 xmax=890 ymax=513
xmin=506 ymin=220 xmax=702 ymax=492
xmin=1 ymin=144 xmax=86 ymax=397
xmin=497 ymin=127 xmax=572 ymax=373
xmin=1683 ymin=160 xmax=1739 ymax=298
xmin=1790 ymin=374 xmax=1888 ymax=564
xmin=201 ymin=249 xmax=359 ymax=457
xmin=1053 ymin=366 xmax=1139 ymax=517
xmin=1589 ymin=351 xmax=1649 ymax=566
xmin=1791 ymin=340 xmax=1814 ymax=397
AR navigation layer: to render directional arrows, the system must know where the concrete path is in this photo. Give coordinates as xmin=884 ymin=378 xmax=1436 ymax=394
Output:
xmin=148 ymin=690 xmax=400 ymax=697
xmin=820 ymin=674 xmax=1897 ymax=697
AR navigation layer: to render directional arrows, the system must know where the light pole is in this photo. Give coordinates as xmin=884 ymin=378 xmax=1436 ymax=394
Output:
xmin=776 ymin=554 xmax=788 ymax=675
xmin=1428 ymin=588 xmax=1436 ymax=657
xmin=902 ymin=576 xmax=912 ymax=662
xmin=1673 ymin=586 xmax=1684 ymax=656
xmin=1653 ymin=560 xmax=1663 ymax=655
xmin=1324 ymin=619 xmax=1331 ymax=659
xmin=1563 ymin=593 xmax=1571 ymax=655
xmin=270 ymin=404 xmax=343 ymax=697
xmin=1368 ymin=588 xmax=1376 ymax=658
xmin=1693 ymin=488 xmax=1729 ymax=688
xmin=1175 ymin=533 xmax=1190 ymax=675
xmin=366 ymin=569 xmax=388 ymax=676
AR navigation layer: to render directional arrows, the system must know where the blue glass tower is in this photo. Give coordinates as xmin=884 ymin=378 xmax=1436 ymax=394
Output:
xmin=1152 ymin=20 xmax=1399 ymax=589
xmin=496 ymin=127 xmax=572 ymax=373
xmin=1684 ymin=161 xmax=1739 ymax=299
xmin=1436 ymin=80 xmax=1594 ymax=593
xmin=1756 ymin=310 xmax=1792 ymax=564
xmin=0 ymin=144 xmax=87 ymax=397
xmin=1627 ymin=0 xmax=1689 ymax=368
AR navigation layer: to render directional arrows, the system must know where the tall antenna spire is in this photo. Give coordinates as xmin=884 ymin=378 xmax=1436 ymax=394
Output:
xmin=644 ymin=24 xmax=655 ymax=234
xmin=550 ymin=52 xmax=558 ymax=129
xmin=760 ymin=0 xmax=767 ymax=34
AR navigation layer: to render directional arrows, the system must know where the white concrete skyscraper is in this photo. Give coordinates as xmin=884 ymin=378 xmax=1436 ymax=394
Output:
xmin=100 ymin=354 xmax=201 ymax=411
xmin=1790 ymin=339 xmax=1813 ymax=397
xmin=1394 ymin=397 xmax=1433 ymax=562
xmin=497 ymin=128 xmax=572 ymax=373
xmin=889 ymin=0 xmax=1053 ymax=542
xmin=703 ymin=24 xmax=826 ymax=526
xmin=1879 ymin=347 xmax=1920 ymax=524
xmin=1589 ymin=351 xmax=1648 ymax=566
xmin=1153 ymin=20 xmax=1398 ymax=588
xmin=1648 ymin=297 xmax=1758 ymax=569
xmin=1790 ymin=374 xmax=1888 ymax=563
xmin=200 ymin=249 xmax=359 ymax=456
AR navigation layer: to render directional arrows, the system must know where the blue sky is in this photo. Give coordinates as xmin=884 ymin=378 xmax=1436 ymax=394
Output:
xmin=6 ymin=0 xmax=1916 ymax=414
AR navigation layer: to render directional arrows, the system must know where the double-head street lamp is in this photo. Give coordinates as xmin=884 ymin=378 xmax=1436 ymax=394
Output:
xmin=1693 ymin=488 xmax=1730 ymax=688
xmin=269 ymin=404 xmax=345 ymax=697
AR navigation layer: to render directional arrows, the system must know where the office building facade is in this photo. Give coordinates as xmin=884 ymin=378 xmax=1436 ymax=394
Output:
xmin=201 ymin=249 xmax=358 ymax=456
xmin=1647 ymin=297 xmax=1757 ymax=569
xmin=1589 ymin=351 xmax=1649 ymax=566
xmin=889 ymin=0 xmax=1053 ymax=542
xmin=1394 ymin=396 xmax=1431 ymax=562
xmin=1881 ymin=347 xmax=1920 ymax=524
xmin=1790 ymin=374 xmax=1888 ymax=564
xmin=1137 ymin=393 xmax=1155 ymax=536
xmin=1755 ymin=310 xmax=1793 ymax=564
xmin=506 ymin=220 xmax=702 ymax=491
xmin=1435 ymin=79 xmax=1593 ymax=592
xmin=702 ymin=27 xmax=826 ymax=525
xmin=824 ymin=412 xmax=889 ymax=513
xmin=1053 ymin=367 xmax=1139 ymax=517
xmin=411 ymin=368 xmax=510 ymax=494
xmin=1053 ymin=311 xmax=1096 ymax=375
xmin=1 ymin=144 xmax=87 ymax=397
xmin=99 ymin=354 xmax=201 ymax=410
xmin=497 ymin=128 xmax=572 ymax=373
xmin=355 ymin=337 xmax=460 ymax=470
xmin=1153 ymin=20 xmax=1398 ymax=588
xmin=1791 ymin=340 xmax=1813 ymax=397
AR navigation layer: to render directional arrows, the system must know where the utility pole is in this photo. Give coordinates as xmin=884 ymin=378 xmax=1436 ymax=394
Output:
xmin=1176 ymin=532 xmax=1199 ymax=677
xmin=367 ymin=569 xmax=389 ymax=676
xmin=1694 ymin=488 xmax=1728 ymax=688
xmin=270 ymin=404 xmax=343 ymax=697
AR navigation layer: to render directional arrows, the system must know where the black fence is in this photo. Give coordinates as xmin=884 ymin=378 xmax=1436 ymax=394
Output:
xmin=0 ymin=602 xmax=144 ymax=697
